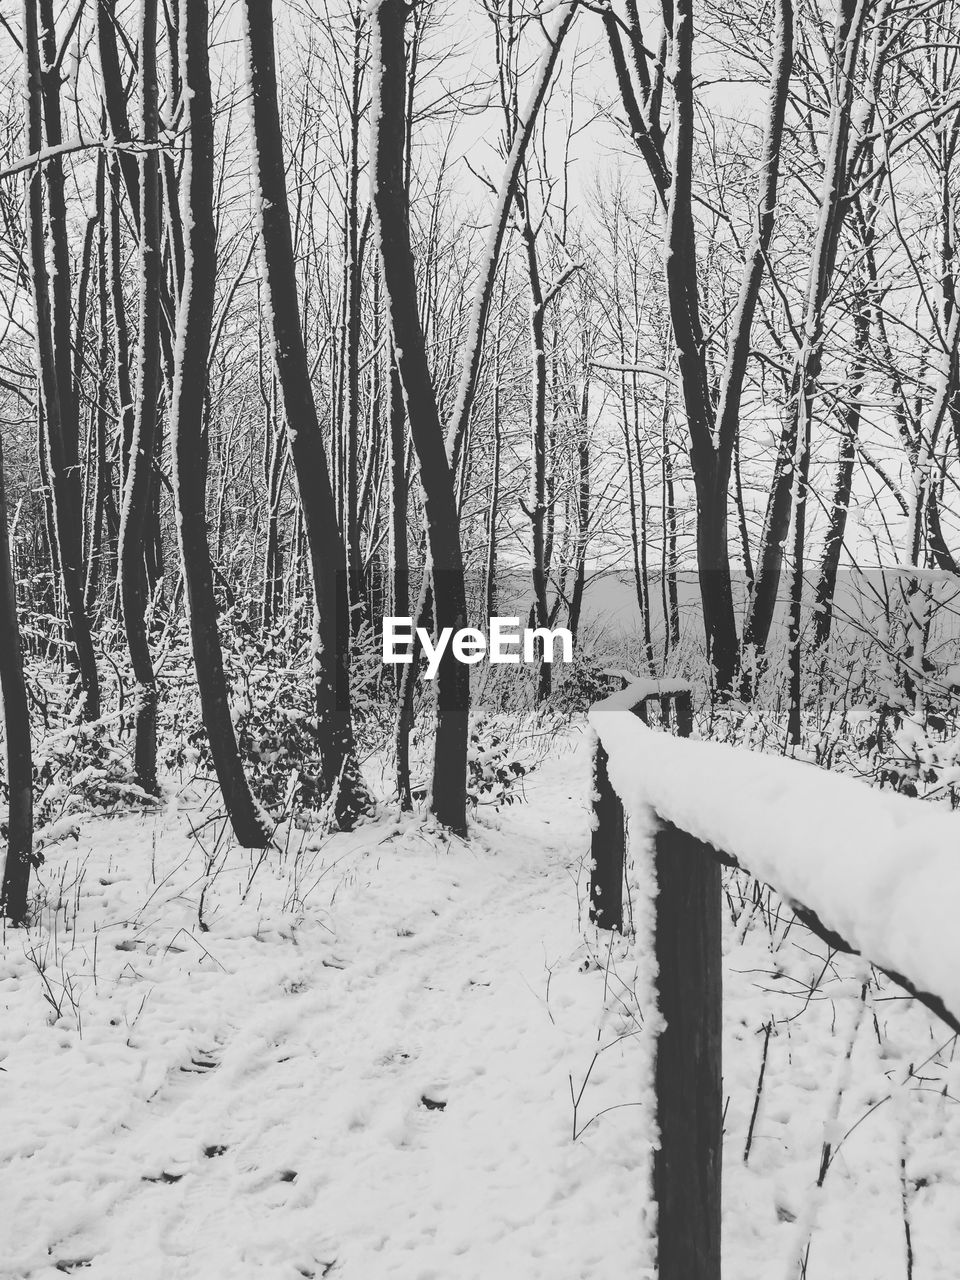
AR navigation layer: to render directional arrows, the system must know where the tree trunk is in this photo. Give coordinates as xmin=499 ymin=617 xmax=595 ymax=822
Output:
xmin=262 ymin=403 xmax=287 ymax=631
xmin=96 ymin=0 xmax=141 ymax=226
xmin=371 ymin=0 xmax=469 ymax=834
xmin=742 ymin=0 xmax=864 ymax=699
xmin=606 ymin=0 xmax=793 ymax=693
xmin=170 ymin=0 xmax=271 ymax=847
xmin=485 ymin=383 xmax=501 ymax=625
xmin=85 ymin=186 xmax=110 ymax=619
xmin=23 ymin=0 xmax=100 ymax=719
xmin=568 ymin=395 xmax=590 ymax=647
xmin=388 ymin=335 xmax=408 ymax=636
xmin=732 ymin=421 xmax=753 ymax=596
xmin=241 ymin=0 xmax=369 ymax=826
xmin=344 ymin=8 xmax=366 ymax=633
xmin=618 ymin=275 xmax=655 ymax=671
xmin=659 ymin=339 xmax=681 ymax=662
xmin=117 ymin=0 xmax=162 ymax=795
xmin=521 ymin=215 xmax=554 ymax=702
xmin=0 ymin=428 xmax=33 ymax=924
xmin=813 ymin=297 xmax=869 ymax=648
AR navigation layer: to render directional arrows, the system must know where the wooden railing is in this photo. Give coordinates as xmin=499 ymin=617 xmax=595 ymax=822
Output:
xmin=588 ymin=674 xmax=960 ymax=1280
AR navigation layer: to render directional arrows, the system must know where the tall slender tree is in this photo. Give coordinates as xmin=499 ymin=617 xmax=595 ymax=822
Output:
xmin=170 ymin=0 xmax=272 ymax=847
xmin=741 ymin=0 xmax=870 ymax=716
xmin=605 ymin=0 xmax=793 ymax=691
xmin=241 ymin=0 xmax=370 ymax=826
xmin=0 ymin=423 xmax=33 ymax=923
xmin=117 ymin=0 xmax=162 ymax=794
xmin=375 ymin=0 xmax=578 ymax=830
xmin=23 ymin=0 xmax=100 ymax=718
xmin=371 ymin=0 xmax=471 ymax=831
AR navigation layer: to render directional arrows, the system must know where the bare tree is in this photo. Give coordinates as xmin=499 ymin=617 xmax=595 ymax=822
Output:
xmin=22 ymin=0 xmax=100 ymax=718
xmin=605 ymin=0 xmax=793 ymax=691
xmin=0 ymin=419 xmax=32 ymax=923
xmin=170 ymin=0 xmax=271 ymax=847
xmin=374 ymin=0 xmax=577 ymax=829
xmin=241 ymin=0 xmax=371 ymax=826
xmin=117 ymin=0 xmax=162 ymax=794
xmin=370 ymin=0 xmax=471 ymax=831
xmin=740 ymin=0 xmax=871 ymax=729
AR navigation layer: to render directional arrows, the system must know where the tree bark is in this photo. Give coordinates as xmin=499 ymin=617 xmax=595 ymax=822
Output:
xmin=84 ymin=170 xmax=110 ymax=618
xmin=520 ymin=213 xmax=555 ymax=702
xmin=388 ymin=334 xmax=408 ymax=635
xmin=568 ymin=382 xmax=590 ymax=647
xmin=241 ymin=0 xmax=369 ymax=826
xmin=170 ymin=0 xmax=271 ymax=847
xmin=606 ymin=0 xmax=793 ymax=693
xmin=344 ymin=7 xmax=366 ymax=633
xmin=813 ymin=295 xmax=869 ymax=648
xmin=117 ymin=0 xmax=162 ymax=794
xmin=0 ymin=427 xmax=34 ymax=924
xmin=371 ymin=0 xmax=471 ymax=833
xmin=743 ymin=0 xmax=866 ymax=704
xmin=95 ymin=0 xmax=141 ymax=226
xmin=24 ymin=0 xmax=100 ymax=719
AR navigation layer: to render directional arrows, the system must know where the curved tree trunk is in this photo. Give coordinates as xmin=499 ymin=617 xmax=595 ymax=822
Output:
xmin=96 ymin=0 xmax=141 ymax=227
xmin=170 ymin=0 xmax=272 ymax=848
xmin=605 ymin=0 xmax=793 ymax=693
xmin=241 ymin=0 xmax=370 ymax=827
xmin=371 ymin=0 xmax=469 ymax=834
xmin=23 ymin=0 xmax=100 ymax=719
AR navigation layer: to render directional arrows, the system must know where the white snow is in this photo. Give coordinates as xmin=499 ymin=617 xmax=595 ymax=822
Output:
xmin=0 ymin=735 xmax=657 ymax=1278
xmin=3 ymin=729 xmax=960 ymax=1277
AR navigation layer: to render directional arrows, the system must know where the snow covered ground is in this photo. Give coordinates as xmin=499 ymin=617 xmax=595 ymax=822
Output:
xmin=2 ymin=726 xmax=959 ymax=1279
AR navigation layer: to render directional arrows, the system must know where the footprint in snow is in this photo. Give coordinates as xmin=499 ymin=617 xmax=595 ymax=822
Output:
xmin=179 ymin=1047 xmax=220 ymax=1074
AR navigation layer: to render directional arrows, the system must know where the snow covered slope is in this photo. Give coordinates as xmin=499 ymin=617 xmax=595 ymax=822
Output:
xmin=2 ymin=729 xmax=959 ymax=1278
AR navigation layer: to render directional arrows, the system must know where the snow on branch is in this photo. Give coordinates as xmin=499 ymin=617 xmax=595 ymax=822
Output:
xmin=0 ymin=136 xmax=182 ymax=182
xmin=589 ymin=684 xmax=960 ymax=1037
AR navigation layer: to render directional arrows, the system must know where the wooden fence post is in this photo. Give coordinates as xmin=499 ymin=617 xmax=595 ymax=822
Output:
xmin=653 ymin=821 xmax=722 ymax=1280
xmin=590 ymin=692 xmax=651 ymax=932
xmin=589 ymin=739 xmax=624 ymax=932
xmin=589 ymin=682 xmax=721 ymax=1277
xmin=673 ymin=689 xmax=693 ymax=739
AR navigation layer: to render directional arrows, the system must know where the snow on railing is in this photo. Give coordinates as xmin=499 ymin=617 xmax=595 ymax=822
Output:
xmin=589 ymin=678 xmax=960 ymax=1037
xmin=586 ymin=673 xmax=960 ymax=1280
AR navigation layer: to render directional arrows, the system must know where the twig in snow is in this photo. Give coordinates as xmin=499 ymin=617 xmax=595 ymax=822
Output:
xmin=744 ymin=1019 xmax=774 ymax=1164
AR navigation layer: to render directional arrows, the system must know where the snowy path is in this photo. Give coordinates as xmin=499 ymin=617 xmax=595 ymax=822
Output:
xmin=0 ymin=732 xmax=652 ymax=1279
xmin=2 ymin=729 xmax=960 ymax=1278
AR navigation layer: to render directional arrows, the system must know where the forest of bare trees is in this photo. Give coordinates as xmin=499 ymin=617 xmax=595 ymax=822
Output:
xmin=4 ymin=0 xmax=960 ymax=922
